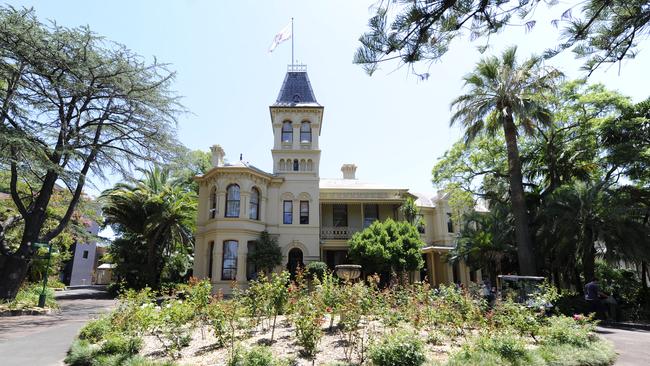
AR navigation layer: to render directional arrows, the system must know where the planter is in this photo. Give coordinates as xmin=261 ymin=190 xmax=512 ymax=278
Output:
xmin=335 ymin=264 xmax=362 ymax=281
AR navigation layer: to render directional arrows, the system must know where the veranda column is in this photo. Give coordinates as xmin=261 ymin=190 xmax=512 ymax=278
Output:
xmin=236 ymin=240 xmax=249 ymax=285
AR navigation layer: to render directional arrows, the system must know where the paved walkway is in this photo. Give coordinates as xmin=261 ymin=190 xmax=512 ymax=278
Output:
xmin=0 ymin=287 xmax=116 ymax=366
xmin=597 ymin=325 xmax=650 ymax=365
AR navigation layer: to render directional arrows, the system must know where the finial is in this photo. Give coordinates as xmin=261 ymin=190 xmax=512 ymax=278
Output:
xmin=239 ymin=153 xmax=243 ymax=161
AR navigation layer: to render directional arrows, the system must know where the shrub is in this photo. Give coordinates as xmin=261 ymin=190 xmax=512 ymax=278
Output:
xmin=99 ymin=334 xmax=143 ymax=356
xmin=448 ymin=333 xmax=543 ymax=366
xmin=151 ymin=299 xmax=196 ymax=358
xmin=64 ymin=339 xmax=99 ymax=366
xmin=226 ymin=345 xmax=295 ymax=366
xmin=368 ymin=330 xmax=426 ymax=366
xmin=539 ymin=316 xmax=595 ymax=348
xmin=305 ymin=261 xmax=328 ymax=281
xmin=78 ymin=316 xmax=112 ymax=343
xmin=291 ymin=296 xmax=324 ymax=358
xmin=535 ymin=338 xmax=616 ymax=366
xmin=4 ymin=283 xmax=58 ymax=310
xmin=122 ymin=356 xmax=178 ymax=366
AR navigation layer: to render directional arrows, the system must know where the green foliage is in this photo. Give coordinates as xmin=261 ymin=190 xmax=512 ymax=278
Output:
xmin=448 ymin=332 xmax=544 ymax=366
xmin=305 ymin=261 xmax=328 ymax=281
xmin=400 ymin=197 xmax=419 ymax=225
xmin=290 ymin=292 xmax=324 ymax=358
xmin=226 ymin=345 xmax=295 ymax=366
xmin=536 ymin=339 xmax=616 ymax=366
xmin=1 ymin=282 xmax=57 ymax=310
xmin=248 ymin=231 xmax=283 ymax=275
xmin=78 ymin=316 xmax=112 ymax=343
xmin=0 ymin=5 xmax=182 ymax=299
xmin=99 ymin=334 xmax=143 ymax=356
xmin=538 ymin=316 xmax=595 ymax=348
xmin=102 ymin=167 xmax=196 ymax=290
xmin=64 ymin=340 xmax=99 ymax=366
xmin=368 ymin=330 xmax=426 ymax=366
xmin=355 ymin=0 xmax=649 ymax=75
xmin=151 ymin=299 xmax=196 ymax=358
xmin=348 ymin=219 xmax=424 ymax=278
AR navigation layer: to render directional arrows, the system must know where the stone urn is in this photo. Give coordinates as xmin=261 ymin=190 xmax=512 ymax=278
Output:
xmin=335 ymin=264 xmax=362 ymax=282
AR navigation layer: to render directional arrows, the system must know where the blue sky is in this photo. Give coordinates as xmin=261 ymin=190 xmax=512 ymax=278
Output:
xmin=8 ymin=1 xmax=650 ymax=195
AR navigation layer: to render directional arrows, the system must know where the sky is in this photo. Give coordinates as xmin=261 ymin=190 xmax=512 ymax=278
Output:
xmin=7 ymin=0 xmax=650 ymax=196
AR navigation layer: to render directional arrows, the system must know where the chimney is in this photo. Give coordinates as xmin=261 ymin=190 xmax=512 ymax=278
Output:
xmin=210 ymin=145 xmax=225 ymax=167
xmin=341 ymin=164 xmax=357 ymax=180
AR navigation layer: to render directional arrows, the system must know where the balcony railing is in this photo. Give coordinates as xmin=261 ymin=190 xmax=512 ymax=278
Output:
xmin=320 ymin=226 xmax=362 ymax=240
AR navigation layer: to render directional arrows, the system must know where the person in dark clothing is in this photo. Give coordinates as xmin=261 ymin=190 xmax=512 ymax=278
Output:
xmin=584 ymin=277 xmax=607 ymax=319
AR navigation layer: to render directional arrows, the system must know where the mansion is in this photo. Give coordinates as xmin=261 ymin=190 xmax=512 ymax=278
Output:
xmin=193 ymin=65 xmax=480 ymax=293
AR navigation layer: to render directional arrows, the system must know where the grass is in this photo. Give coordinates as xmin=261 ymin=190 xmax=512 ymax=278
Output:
xmin=0 ymin=283 xmax=58 ymax=310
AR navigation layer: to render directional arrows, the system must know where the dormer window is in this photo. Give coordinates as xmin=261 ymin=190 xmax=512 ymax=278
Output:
xmin=300 ymin=121 xmax=311 ymax=143
xmin=282 ymin=121 xmax=293 ymax=143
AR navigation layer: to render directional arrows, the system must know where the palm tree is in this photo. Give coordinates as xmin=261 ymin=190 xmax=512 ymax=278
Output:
xmin=101 ymin=167 xmax=196 ymax=288
xmin=450 ymin=46 xmax=561 ymax=275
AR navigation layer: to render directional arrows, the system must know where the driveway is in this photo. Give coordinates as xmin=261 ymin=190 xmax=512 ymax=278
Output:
xmin=0 ymin=287 xmax=116 ymax=366
xmin=597 ymin=325 xmax=650 ymax=366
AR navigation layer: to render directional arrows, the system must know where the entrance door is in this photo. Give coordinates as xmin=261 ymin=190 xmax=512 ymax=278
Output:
xmin=287 ymin=248 xmax=304 ymax=278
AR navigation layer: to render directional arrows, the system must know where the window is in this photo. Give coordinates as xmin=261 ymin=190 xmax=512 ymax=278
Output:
xmin=246 ymin=241 xmax=257 ymax=280
xmin=447 ymin=213 xmax=454 ymax=233
xmin=282 ymin=121 xmax=292 ymax=143
xmin=209 ymin=187 xmax=217 ymax=219
xmin=333 ymin=204 xmax=348 ymax=227
xmin=300 ymin=201 xmax=309 ymax=224
xmin=283 ymin=200 xmax=293 ymax=224
xmin=222 ymin=240 xmax=238 ymax=280
xmin=82 ymin=250 xmax=89 ymax=259
xmin=300 ymin=121 xmax=311 ymax=143
xmin=225 ymin=184 xmax=240 ymax=217
xmin=293 ymin=159 xmax=299 ymax=171
xmin=363 ymin=204 xmax=379 ymax=228
xmin=208 ymin=241 xmax=215 ymax=279
xmin=249 ymin=187 xmax=260 ymax=220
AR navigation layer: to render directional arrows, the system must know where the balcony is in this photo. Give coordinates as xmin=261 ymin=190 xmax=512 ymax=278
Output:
xmin=320 ymin=226 xmax=362 ymax=240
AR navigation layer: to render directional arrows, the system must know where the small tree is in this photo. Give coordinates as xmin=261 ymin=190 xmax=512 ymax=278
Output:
xmin=248 ymin=231 xmax=282 ymax=276
xmin=348 ymin=219 xmax=424 ymax=283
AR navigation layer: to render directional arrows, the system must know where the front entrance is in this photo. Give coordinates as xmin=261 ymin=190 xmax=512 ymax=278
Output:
xmin=287 ymin=248 xmax=304 ymax=278
xmin=324 ymin=249 xmax=348 ymax=270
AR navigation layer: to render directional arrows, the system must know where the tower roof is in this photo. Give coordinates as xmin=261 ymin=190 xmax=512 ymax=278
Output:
xmin=273 ymin=65 xmax=320 ymax=107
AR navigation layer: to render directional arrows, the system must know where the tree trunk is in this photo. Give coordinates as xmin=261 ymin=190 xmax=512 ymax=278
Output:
xmin=641 ymin=260 xmax=648 ymax=290
xmin=582 ymin=225 xmax=596 ymax=283
xmin=502 ymin=114 xmax=536 ymax=275
xmin=0 ymin=226 xmax=41 ymax=300
xmin=0 ymin=253 xmax=30 ymax=299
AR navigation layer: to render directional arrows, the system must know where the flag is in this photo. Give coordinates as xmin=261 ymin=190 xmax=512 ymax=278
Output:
xmin=268 ymin=22 xmax=292 ymax=53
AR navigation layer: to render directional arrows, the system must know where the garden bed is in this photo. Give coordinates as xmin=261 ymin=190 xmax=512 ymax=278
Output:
xmin=65 ymin=274 xmax=617 ymax=366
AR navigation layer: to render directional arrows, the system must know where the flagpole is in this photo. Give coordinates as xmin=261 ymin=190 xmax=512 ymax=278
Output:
xmin=291 ymin=17 xmax=294 ymax=67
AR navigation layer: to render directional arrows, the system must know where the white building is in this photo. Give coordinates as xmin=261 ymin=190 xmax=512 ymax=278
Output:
xmin=193 ymin=65 xmax=478 ymax=293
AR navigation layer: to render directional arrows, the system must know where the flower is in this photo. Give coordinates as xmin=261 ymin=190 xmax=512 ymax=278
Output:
xmin=326 ymin=306 xmax=333 ymax=313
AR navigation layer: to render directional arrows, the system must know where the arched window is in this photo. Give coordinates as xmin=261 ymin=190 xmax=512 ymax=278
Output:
xmin=299 ymin=159 xmax=306 ymax=171
xmin=225 ymin=184 xmax=240 ymax=217
xmin=300 ymin=121 xmax=311 ymax=143
xmin=282 ymin=121 xmax=293 ymax=143
xmin=293 ymin=159 xmax=299 ymax=171
xmin=249 ymin=187 xmax=260 ymax=220
xmin=307 ymin=159 xmax=313 ymax=171
xmin=209 ymin=187 xmax=217 ymax=219
xmin=222 ymin=240 xmax=238 ymax=280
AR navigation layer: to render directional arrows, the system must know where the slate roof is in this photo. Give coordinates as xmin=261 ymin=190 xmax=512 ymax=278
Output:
xmin=273 ymin=70 xmax=320 ymax=107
